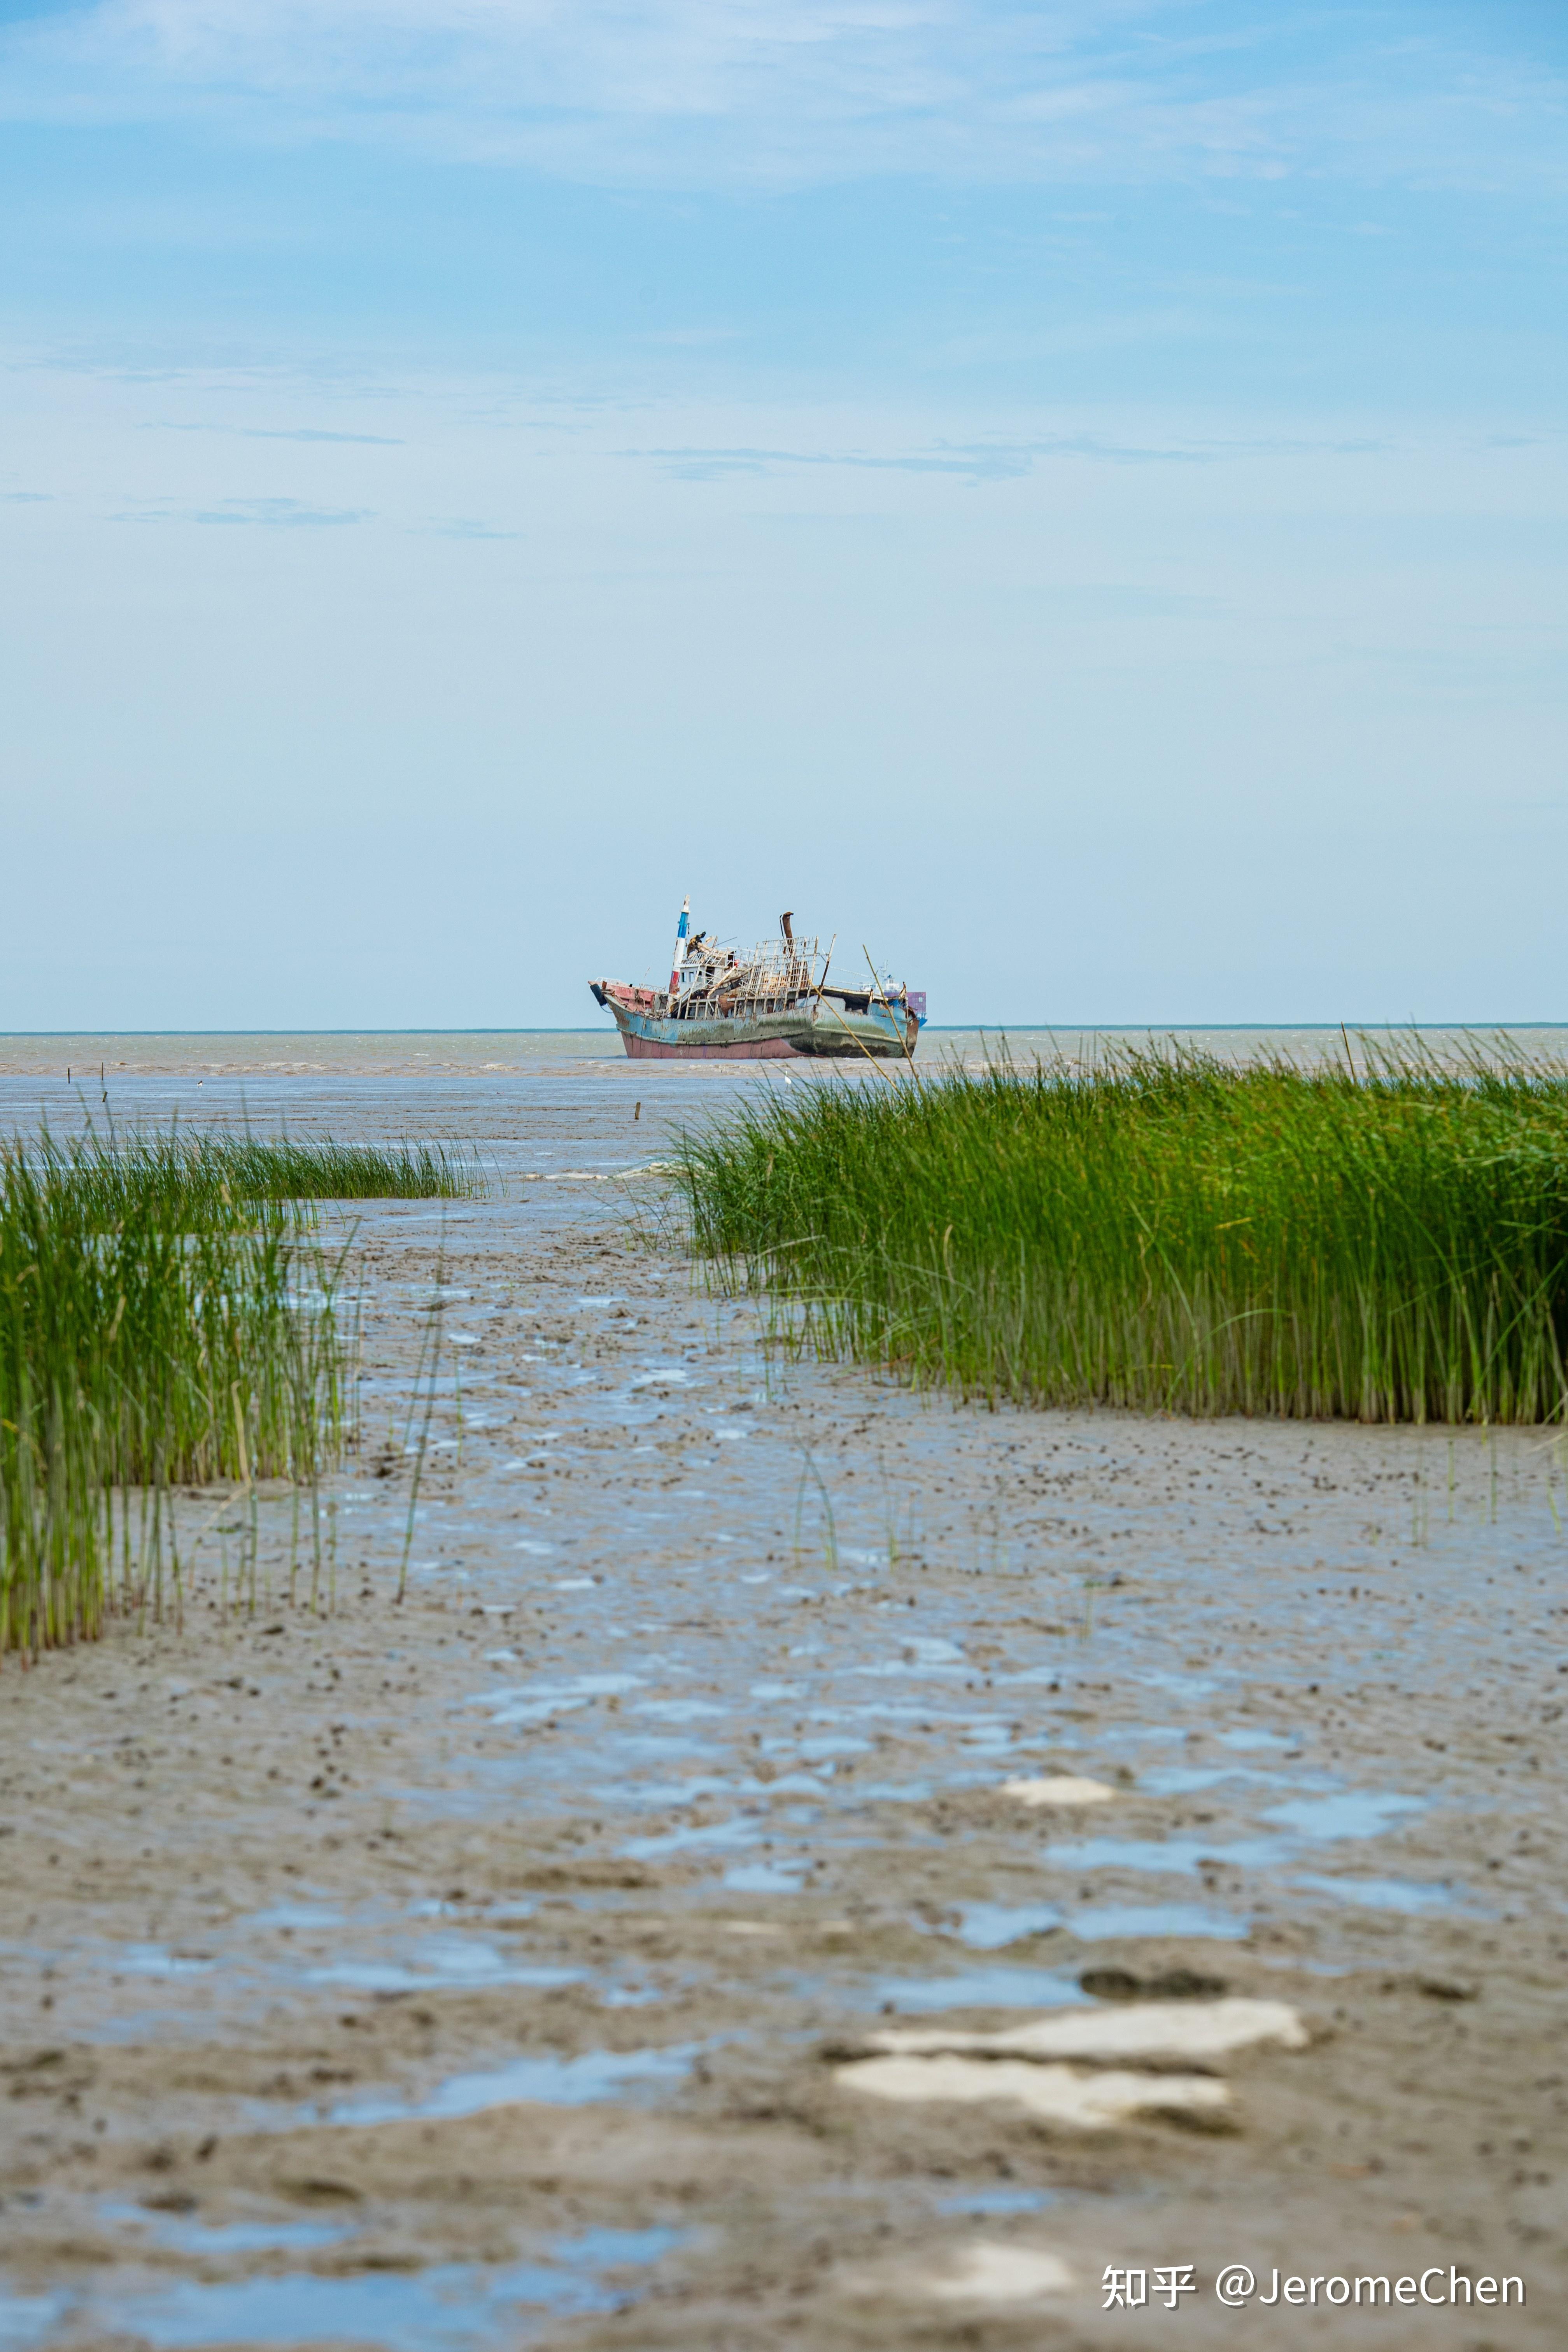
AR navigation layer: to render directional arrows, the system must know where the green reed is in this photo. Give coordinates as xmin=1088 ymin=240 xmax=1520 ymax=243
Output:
xmin=56 ymin=1132 xmax=482 ymax=1214
xmin=678 ymin=1039 xmax=1568 ymax=1424
xmin=0 ymin=1132 xmax=357 ymax=1659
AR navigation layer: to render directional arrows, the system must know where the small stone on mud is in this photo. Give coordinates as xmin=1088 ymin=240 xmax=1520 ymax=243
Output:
xmin=837 ymin=2053 xmax=1233 ymax=2130
xmin=862 ymin=1996 xmax=1307 ymax=2065
xmin=924 ymin=2242 xmax=1075 ymax=2305
xmin=1002 ymin=1775 xmax=1116 ymax=1807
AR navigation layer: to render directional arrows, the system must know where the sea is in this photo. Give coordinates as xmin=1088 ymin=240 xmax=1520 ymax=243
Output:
xmin=0 ymin=1025 xmax=1563 ymax=1190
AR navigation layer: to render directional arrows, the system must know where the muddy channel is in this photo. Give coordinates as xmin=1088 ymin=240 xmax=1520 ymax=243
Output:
xmin=0 ymin=1051 xmax=1564 ymax=2348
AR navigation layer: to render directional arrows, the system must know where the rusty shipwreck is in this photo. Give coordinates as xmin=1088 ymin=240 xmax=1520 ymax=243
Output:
xmin=589 ymin=905 xmax=925 ymax=1061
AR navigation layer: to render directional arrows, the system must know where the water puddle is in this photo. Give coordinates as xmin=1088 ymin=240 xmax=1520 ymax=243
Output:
xmin=1 ymin=2231 xmax=684 ymax=2351
xmin=1139 ymin=1766 xmax=1262 ymax=1797
xmin=934 ymin=2187 xmax=1056 ymax=2217
xmin=98 ymin=2203 xmax=352 ymax=2256
xmin=1045 ymin=1835 xmax=1291 ymax=1876
xmin=723 ymin=1860 xmax=809 ymax=1894
xmin=477 ymin=1672 xmax=643 ymax=1729
xmin=1262 ymin=1791 xmax=1424 ymax=1841
xmin=623 ymin=1818 xmax=763 ymax=1862
xmin=305 ymin=1946 xmax=582 ymax=1993
xmin=1291 ymin=1873 xmax=1476 ymax=1916
xmin=0 ymin=2292 xmax=68 ymax=2351
xmin=112 ymin=1945 xmax=217 ymax=1979
xmin=1067 ymin=1902 xmax=1251 ymax=1941
xmin=851 ymin=1637 xmax=967 ymax=1679
xmin=326 ymin=2041 xmax=701 ymax=2126
xmin=950 ymin=1902 xmax=1066 ymax=1950
xmin=873 ymin=1966 xmax=1087 ymax=2013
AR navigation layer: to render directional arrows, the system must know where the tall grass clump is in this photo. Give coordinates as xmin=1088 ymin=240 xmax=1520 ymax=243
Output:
xmin=678 ymin=1040 xmax=1568 ymax=1424
xmin=0 ymin=1131 xmax=353 ymax=1658
xmin=61 ymin=1133 xmax=481 ymax=1214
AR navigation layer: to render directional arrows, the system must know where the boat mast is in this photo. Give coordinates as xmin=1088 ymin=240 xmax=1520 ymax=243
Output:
xmin=669 ymin=897 xmax=690 ymax=1000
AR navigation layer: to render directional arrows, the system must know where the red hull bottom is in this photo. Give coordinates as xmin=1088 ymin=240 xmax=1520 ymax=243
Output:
xmin=621 ymin=1032 xmax=804 ymax=1060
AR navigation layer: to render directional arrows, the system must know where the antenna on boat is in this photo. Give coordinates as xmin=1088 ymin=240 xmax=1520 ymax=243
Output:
xmin=669 ymin=897 xmax=690 ymax=998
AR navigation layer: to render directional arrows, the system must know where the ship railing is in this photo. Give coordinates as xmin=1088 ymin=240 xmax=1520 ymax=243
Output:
xmin=670 ymin=937 xmax=825 ymax=1018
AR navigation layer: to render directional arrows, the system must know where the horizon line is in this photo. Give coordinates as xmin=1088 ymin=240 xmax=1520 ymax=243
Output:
xmin=1 ymin=1021 xmax=1565 ymax=1041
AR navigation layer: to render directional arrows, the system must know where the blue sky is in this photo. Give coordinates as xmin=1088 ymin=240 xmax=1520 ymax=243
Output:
xmin=2 ymin=0 xmax=1564 ymax=1028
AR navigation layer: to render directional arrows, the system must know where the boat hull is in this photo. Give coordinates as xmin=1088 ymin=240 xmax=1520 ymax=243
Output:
xmin=602 ymin=998 xmax=918 ymax=1062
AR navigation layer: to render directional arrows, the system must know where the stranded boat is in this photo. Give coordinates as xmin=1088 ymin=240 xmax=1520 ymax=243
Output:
xmin=590 ymin=904 xmax=925 ymax=1061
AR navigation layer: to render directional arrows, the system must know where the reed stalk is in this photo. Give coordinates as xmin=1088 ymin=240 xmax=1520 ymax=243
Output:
xmin=677 ymin=1038 xmax=1568 ymax=1426
xmin=0 ymin=1129 xmax=438 ymax=1657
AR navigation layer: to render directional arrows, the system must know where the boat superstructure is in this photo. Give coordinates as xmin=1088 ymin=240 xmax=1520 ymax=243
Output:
xmin=590 ymin=905 xmax=924 ymax=1061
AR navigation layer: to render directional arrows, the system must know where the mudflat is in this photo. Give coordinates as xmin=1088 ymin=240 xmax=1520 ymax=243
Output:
xmin=0 ymin=1050 xmax=1563 ymax=2347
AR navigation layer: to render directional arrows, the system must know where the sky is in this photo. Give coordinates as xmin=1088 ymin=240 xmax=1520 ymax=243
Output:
xmin=1 ymin=0 xmax=1565 ymax=1030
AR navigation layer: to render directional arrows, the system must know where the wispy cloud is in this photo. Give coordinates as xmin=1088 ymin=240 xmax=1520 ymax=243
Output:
xmin=423 ymin=515 xmax=522 ymax=538
xmin=623 ymin=426 xmax=1383 ymax=482
xmin=143 ymin=420 xmax=404 ymax=443
xmin=3 ymin=1 xmax=1563 ymax=194
xmin=241 ymin=426 xmax=403 ymax=445
xmin=116 ymin=495 xmax=369 ymax=525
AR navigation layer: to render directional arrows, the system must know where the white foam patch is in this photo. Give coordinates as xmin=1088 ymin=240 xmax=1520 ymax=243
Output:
xmin=926 ymin=2243 xmax=1075 ymax=2305
xmin=837 ymin=2054 xmax=1231 ymax=2130
xmin=1002 ymin=1774 xmax=1116 ymax=1806
xmin=864 ymin=1996 xmax=1307 ymax=2065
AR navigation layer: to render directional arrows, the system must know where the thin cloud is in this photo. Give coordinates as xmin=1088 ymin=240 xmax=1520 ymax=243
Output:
xmin=242 ymin=427 xmax=404 ymax=444
xmin=141 ymin=420 xmax=404 ymax=443
xmin=626 ymin=427 xmax=1391 ymax=482
xmin=627 ymin=433 xmax=1217 ymax=482
xmin=423 ymin=516 xmax=522 ymax=538
xmin=3 ymin=1 xmax=1563 ymax=196
xmin=116 ymin=496 xmax=369 ymax=525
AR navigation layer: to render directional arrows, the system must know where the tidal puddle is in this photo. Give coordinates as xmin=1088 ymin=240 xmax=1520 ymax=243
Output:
xmin=326 ymin=2040 xmax=701 ymax=2125
xmin=1291 ymin=1872 xmax=1475 ymax=1916
xmin=1046 ymin=1835 xmax=1291 ymax=1875
xmin=1262 ymin=1791 xmax=1424 ymax=1841
xmin=934 ymin=2187 xmax=1056 ymax=2217
xmin=0 ymin=2291 xmax=67 ymax=2351
xmin=950 ymin=1902 xmax=1066 ymax=1950
xmin=873 ymin=1965 xmax=1087 ymax=2012
xmin=1139 ymin=1766 xmax=1269 ymax=1796
xmin=723 ymin=1860 xmax=808 ymax=1894
xmin=1067 ymin=1902 xmax=1251 ymax=1941
xmin=2 ymin=2231 xmax=684 ymax=2350
xmin=623 ymin=1817 xmax=764 ymax=1861
xmin=305 ymin=1949 xmax=583 ymax=1993
xmin=113 ymin=1945 xmax=217 ymax=1978
xmin=99 ymin=2203 xmax=352 ymax=2255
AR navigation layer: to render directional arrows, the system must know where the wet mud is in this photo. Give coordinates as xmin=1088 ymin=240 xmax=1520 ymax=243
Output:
xmin=1 ymin=1053 xmax=1564 ymax=2346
